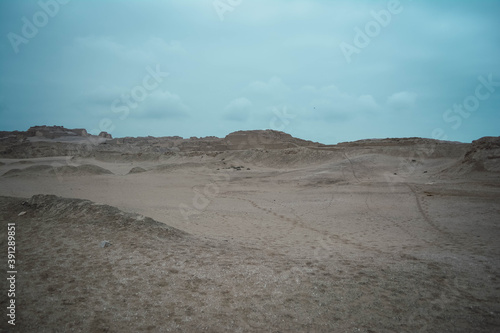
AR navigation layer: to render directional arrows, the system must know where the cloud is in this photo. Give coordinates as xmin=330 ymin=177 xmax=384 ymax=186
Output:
xmin=72 ymin=36 xmax=185 ymax=64
xmin=1 ymin=0 xmax=499 ymax=143
xmin=299 ymin=85 xmax=381 ymax=121
xmin=81 ymin=86 xmax=124 ymax=106
xmin=74 ymin=36 xmax=124 ymax=54
xmin=132 ymin=90 xmax=190 ymax=119
xmin=72 ymin=86 xmax=128 ymax=119
xmin=223 ymin=97 xmax=252 ymax=121
xmin=358 ymin=94 xmax=379 ymax=110
xmin=386 ymin=91 xmax=417 ymax=111
xmin=245 ymin=77 xmax=291 ymax=101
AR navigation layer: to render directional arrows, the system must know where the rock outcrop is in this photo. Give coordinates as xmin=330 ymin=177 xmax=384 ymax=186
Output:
xmin=445 ymin=136 xmax=500 ymax=174
xmin=99 ymin=131 xmax=112 ymax=139
xmin=27 ymin=125 xmax=88 ymax=139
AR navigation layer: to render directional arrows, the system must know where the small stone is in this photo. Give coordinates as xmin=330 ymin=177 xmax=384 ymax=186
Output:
xmin=100 ymin=241 xmax=112 ymax=248
xmin=18 ymin=211 xmax=26 ymax=216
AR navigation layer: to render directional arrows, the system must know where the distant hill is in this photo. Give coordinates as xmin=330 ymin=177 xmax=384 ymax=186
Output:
xmin=0 ymin=126 xmax=498 ymax=171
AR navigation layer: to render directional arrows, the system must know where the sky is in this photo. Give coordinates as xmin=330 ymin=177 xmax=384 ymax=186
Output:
xmin=0 ymin=0 xmax=499 ymax=144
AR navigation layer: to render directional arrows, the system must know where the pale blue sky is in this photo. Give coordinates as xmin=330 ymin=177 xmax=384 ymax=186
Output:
xmin=1 ymin=0 xmax=499 ymax=143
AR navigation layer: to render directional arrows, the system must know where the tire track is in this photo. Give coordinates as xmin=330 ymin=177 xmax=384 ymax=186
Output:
xmin=363 ymin=193 xmax=436 ymax=247
xmin=217 ymin=192 xmax=389 ymax=256
xmin=343 ymin=151 xmax=361 ymax=183
xmin=406 ymin=183 xmax=465 ymax=247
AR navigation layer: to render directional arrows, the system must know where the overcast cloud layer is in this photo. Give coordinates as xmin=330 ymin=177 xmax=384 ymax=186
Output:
xmin=1 ymin=0 xmax=499 ymax=144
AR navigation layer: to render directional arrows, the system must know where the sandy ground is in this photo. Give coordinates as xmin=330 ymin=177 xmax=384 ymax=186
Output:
xmin=0 ymin=148 xmax=499 ymax=332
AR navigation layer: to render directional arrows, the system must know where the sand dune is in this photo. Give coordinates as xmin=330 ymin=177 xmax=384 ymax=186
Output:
xmin=2 ymin=164 xmax=55 ymax=177
xmin=0 ymin=128 xmax=499 ymax=332
xmin=2 ymin=164 xmax=113 ymax=177
xmin=55 ymin=164 xmax=114 ymax=176
xmin=127 ymin=166 xmax=147 ymax=174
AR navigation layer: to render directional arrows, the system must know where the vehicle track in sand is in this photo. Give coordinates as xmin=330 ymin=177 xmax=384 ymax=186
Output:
xmin=340 ymin=150 xmax=466 ymax=254
xmin=342 ymin=151 xmax=361 ymax=183
xmin=406 ymin=184 xmax=465 ymax=247
xmin=216 ymin=190 xmax=390 ymax=259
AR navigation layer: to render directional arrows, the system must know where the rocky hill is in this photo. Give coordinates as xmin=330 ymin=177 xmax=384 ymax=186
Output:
xmin=444 ymin=136 xmax=500 ymax=174
xmin=1 ymin=126 xmax=499 ymax=174
xmin=0 ymin=126 xmax=322 ymax=158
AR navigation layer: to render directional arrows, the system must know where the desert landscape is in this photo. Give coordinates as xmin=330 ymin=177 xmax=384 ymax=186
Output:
xmin=0 ymin=126 xmax=499 ymax=332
